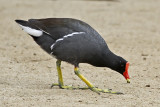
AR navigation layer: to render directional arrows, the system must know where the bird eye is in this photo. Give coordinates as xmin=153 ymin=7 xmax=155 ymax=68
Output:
xmin=120 ymin=61 xmax=122 ymax=63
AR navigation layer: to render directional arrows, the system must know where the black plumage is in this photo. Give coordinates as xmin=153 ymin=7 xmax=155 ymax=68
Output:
xmin=15 ymin=18 xmax=130 ymax=94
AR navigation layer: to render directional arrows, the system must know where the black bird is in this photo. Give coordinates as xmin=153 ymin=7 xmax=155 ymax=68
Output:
xmin=15 ymin=18 xmax=130 ymax=94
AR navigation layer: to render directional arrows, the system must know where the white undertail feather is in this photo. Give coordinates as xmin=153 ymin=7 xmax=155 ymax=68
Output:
xmin=50 ymin=32 xmax=85 ymax=50
xmin=19 ymin=25 xmax=43 ymax=37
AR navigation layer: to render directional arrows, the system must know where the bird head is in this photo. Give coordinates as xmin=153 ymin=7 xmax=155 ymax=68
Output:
xmin=117 ymin=57 xmax=130 ymax=83
xmin=118 ymin=60 xmax=130 ymax=83
xmin=110 ymin=56 xmax=130 ymax=83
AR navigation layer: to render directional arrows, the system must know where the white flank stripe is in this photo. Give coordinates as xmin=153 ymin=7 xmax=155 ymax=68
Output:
xmin=50 ymin=32 xmax=85 ymax=50
xmin=19 ymin=25 xmax=43 ymax=37
xmin=56 ymin=38 xmax=64 ymax=42
xmin=50 ymin=52 xmax=53 ymax=55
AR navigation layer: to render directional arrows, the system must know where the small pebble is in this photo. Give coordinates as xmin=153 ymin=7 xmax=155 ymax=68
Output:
xmin=145 ymin=85 xmax=150 ymax=87
xmin=141 ymin=53 xmax=148 ymax=56
xmin=78 ymin=100 xmax=82 ymax=102
xmin=33 ymin=53 xmax=37 ymax=56
xmin=143 ymin=57 xmax=146 ymax=60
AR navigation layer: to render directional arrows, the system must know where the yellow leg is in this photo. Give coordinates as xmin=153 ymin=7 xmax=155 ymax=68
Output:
xmin=74 ymin=67 xmax=123 ymax=94
xmin=51 ymin=60 xmax=88 ymax=90
xmin=56 ymin=60 xmax=64 ymax=86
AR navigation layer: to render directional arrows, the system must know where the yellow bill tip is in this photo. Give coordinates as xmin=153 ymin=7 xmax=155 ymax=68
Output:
xmin=127 ymin=79 xmax=130 ymax=83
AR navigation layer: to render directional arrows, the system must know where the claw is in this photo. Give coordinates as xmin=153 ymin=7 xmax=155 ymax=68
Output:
xmin=51 ymin=83 xmax=59 ymax=88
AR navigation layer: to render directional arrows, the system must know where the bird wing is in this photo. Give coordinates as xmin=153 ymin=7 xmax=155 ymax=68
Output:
xmin=28 ymin=18 xmax=86 ymax=40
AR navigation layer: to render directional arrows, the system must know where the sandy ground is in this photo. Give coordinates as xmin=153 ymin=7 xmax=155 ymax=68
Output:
xmin=0 ymin=0 xmax=160 ymax=106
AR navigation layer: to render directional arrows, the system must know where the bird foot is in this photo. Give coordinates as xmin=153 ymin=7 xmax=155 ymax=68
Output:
xmin=51 ymin=83 xmax=89 ymax=90
xmin=90 ymin=87 xmax=123 ymax=95
xmin=51 ymin=84 xmax=122 ymax=94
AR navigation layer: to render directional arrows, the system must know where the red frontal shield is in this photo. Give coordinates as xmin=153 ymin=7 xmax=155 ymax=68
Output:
xmin=123 ymin=62 xmax=130 ymax=80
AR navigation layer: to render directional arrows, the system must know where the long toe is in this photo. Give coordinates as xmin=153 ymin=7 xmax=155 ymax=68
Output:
xmin=51 ymin=83 xmax=89 ymax=90
xmin=61 ymin=86 xmax=89 ymax=90
xmin=91 ymin=87 xmax=123 ymax=95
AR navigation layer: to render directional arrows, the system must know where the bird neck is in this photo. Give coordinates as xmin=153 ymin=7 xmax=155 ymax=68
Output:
xmin=102 ymin=50 xmax=127 ymax=76
xmin=89 ymin=50 xmax=118 ymax=68
xmin=102 ymin=50 xmax=119 ymax=69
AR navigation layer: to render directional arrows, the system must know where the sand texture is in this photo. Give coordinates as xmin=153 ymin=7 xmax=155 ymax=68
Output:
xmin=0 ymin=0 xmax=160 ymax=106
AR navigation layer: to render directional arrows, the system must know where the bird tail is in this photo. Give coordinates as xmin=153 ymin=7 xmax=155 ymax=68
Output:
xmin=15 ymin=20 xmax=29 ymax=26
xmin=15 ymin=19 xmax=43 ymax=37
